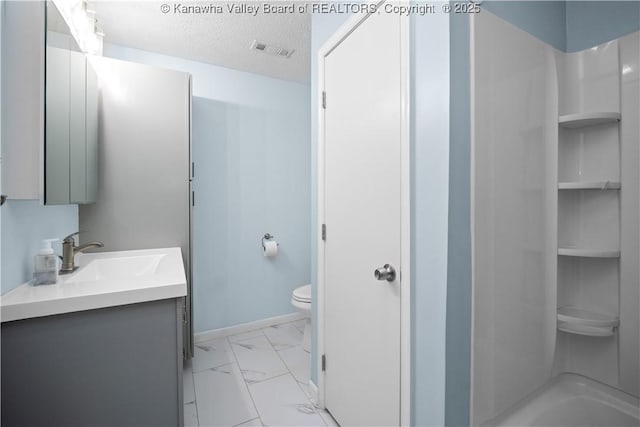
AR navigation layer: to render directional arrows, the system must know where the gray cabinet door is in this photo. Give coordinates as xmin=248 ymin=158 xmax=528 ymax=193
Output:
xmin=79 ymin=57 xmax=192 ymax=358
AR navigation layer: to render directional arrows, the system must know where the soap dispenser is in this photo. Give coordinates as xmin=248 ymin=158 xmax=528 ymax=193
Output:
xmin=33 ymin=239 xmax=59 ymax=285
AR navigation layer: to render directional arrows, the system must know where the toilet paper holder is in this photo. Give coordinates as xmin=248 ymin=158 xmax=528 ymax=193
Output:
xmin=261 ymin=233 xmax=279 ymax=250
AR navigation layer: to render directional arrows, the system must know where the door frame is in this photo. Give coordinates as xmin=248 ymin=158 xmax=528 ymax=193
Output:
xmin=316 ymin=3 xmax=411 ymax=425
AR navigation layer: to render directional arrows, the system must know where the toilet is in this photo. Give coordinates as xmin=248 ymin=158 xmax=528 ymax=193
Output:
xmin=291 ymin=284 xmax=312 ymax=353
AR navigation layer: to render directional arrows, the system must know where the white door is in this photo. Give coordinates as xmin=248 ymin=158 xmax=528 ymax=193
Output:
xmin=323 ymin=7 xmax=402 ymax=426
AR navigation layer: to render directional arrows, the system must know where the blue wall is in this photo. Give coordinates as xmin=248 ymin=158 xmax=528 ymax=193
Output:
xmin=482 ymin=1 xmax=567 ymax=51
xmin=104 ymin=44 xmax=311 ymax=333
xmin=191 ymin=97 xmax=309 ymax=332
xmin=445 ymin=11 xmax=472 ymax=427
xmin=566 ymin=1 xmax=640 ymax=52
xmin=484 ymin=1 xmax=640 ymax=53
xmin=1 ymin=201 xmax=78 ymax=293
xmin=411 ymin=10 xmax=451 ymax=427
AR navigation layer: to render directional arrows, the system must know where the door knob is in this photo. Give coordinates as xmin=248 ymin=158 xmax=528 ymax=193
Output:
xmin=374 ymin=264 xmax=396 ymax=282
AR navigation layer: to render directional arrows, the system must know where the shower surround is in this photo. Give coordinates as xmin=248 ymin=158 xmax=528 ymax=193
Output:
xmin=471 ymin=10 xmax=639 ymax=426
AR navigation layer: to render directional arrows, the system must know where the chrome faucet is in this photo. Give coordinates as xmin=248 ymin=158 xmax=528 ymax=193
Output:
xmin=60 ymin=232 xmax=104 ymax=274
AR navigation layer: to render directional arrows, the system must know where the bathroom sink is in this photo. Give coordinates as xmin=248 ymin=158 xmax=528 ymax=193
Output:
xmin=1 ymin=247 xmax=186 ymax=322
xmin=65 ymin=254 xmax=165 ymax=283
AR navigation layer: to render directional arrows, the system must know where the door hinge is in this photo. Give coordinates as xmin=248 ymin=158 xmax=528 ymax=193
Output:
xmin=322 ymin=224 xmax=326 ymax=241
xmin=192 ymin=190 xmax=195 ymax=206
xmin=192 ymin=162 xmax=195 ymax=179
xmin=322 ymin=354 xmax=326 ymax=371
xmin=322 ymin=91 xmax=326 ymax=109
xmin=182 ymin=304 xmax=188 ymax=325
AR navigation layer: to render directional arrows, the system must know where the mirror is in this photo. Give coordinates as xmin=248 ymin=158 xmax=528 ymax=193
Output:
xmin=45 ymin=1 xmax=98 ymax=205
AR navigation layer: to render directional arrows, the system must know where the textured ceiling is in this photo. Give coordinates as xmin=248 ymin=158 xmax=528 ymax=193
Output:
xmin=89 ymin=1 xmax=311 ymax=83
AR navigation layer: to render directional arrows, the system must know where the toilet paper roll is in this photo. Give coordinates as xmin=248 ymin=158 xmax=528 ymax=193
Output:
xmin=263 ymin=240 xmax=278 ymax=257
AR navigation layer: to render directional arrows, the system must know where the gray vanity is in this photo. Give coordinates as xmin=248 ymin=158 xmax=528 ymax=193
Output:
xmin=1 ymin=248 xmax=186 ymax=426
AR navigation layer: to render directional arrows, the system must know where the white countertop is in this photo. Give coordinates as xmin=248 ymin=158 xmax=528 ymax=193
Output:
xmin=1 ymin=247 xmax=187 ymax=323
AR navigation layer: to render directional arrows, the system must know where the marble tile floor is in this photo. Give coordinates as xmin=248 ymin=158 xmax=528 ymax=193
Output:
xmin=184 ymin=319 xmax=339 ymax=427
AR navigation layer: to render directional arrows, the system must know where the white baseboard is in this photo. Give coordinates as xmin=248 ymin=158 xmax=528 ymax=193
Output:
xmin=194 ymin=312 xmax=306 ymax=343
xmin=309 ymin=380 xmax=320 ymax=407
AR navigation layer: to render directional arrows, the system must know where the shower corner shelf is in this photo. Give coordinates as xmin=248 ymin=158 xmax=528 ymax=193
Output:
xmin=558 ymin=112 xmax=621 ymax=128
xmin=558 ymin=247 xmax=621 ymax=258
xmin=557 ymin=306 xmax=619 ymax=337
xmin=558 ymin=181 xmax=621 ymax=190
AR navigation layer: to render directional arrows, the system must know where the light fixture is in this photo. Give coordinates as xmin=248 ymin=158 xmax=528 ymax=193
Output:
xmin=53 ymin=0 xmax=103 ymax=55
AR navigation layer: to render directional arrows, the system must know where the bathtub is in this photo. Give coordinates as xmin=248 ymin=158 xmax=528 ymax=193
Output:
xmin=486 ymin=373 xmax=640 ymax=427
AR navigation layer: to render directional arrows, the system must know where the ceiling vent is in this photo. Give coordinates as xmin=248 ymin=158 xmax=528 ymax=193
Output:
xmin=250 ymin=40 xmax=294 ymax=59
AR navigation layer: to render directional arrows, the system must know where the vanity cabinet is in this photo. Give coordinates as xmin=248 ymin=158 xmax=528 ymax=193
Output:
xmin=45 ymin=1 xmax=98 ymax=205
xmin=1 ymin=1 xmax=44 ymax=199
xmin=0 ymin=1 xmax=98 ymax=204
xmin=45 ymin=45 xmax=98 ymax=204
xmin=1 ymin=298 xmax=184 ymax=427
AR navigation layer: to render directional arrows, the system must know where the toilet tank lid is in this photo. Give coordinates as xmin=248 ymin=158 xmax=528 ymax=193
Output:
xmin=293 ymin=284 xmax=312 ymax=302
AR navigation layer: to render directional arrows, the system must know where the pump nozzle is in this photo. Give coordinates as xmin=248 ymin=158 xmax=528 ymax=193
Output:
xmin=39 ymin=238 xmax=59 ymax=255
